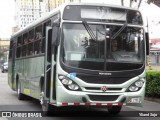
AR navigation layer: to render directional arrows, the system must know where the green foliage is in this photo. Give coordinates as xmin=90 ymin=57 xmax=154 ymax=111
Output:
xmin=146 ymin=71 xmax=160 ymax=97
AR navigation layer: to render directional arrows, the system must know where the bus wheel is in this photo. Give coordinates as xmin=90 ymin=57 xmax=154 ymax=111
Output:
xmin=40 ymin=89 xmax=54 ymax=115
xmin=108 ymin=106 xmax=122 ymax=115
xmin=17 ymin=80 xmax=27 ymax=100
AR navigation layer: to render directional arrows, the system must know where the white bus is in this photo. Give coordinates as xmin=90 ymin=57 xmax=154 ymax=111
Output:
xmin=8 ymin=3 xmax=149 ymax=115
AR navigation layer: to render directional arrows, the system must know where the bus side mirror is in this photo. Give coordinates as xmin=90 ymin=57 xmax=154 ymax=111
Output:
xmin=145 ymin=32 xmax=149 ymax=55
xmin=52 ymin=22 xmax=60 ymax=46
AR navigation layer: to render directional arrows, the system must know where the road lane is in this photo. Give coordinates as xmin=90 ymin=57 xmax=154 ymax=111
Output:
xmin=0 ymin=72 xmax=160 ymax=120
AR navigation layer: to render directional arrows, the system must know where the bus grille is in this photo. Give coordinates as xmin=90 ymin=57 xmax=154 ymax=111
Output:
xmin=77 ymin=75 xmax=130 ymax=84
xmin=85 ymin=87 xmax=122 ymax=91
xmin=88 ymin=95 xmax=119 ymax=101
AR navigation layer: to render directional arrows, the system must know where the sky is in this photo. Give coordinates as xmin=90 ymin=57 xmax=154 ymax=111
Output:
xmin=140 ymin=2 xmax=160 ymax=38
xmin=0 ymin=0 xmax=160 ymax=38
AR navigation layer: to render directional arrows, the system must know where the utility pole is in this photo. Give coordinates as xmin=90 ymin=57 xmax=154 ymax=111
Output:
xmin=121 ymin=0 xmax=124 ymax=6
xmin=130 ymin=0 xmax=133 ymax=7
xmin=138 ymin=0 xmax=143 ymax=8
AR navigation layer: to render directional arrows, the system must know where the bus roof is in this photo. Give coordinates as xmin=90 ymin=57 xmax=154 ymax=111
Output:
xmin=11 ymin=3 xmax=140 ymax=38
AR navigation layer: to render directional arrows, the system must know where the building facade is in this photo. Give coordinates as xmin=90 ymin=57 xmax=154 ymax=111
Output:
xmin=13 ymin=0 xmax=80 ymax=33
xmin=0 ymin=38 xmax=10 ymax=63
xmin=13 ymin=0 xmax=44 ymax=32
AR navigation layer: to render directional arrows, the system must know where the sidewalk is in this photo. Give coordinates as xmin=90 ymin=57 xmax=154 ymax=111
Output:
xmin=145 ymin=97 xmax=160 ymax=104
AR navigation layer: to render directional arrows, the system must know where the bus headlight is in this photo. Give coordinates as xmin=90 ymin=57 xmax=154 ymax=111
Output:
xmin=62 ymin=79 xmax=72 ymax=85
xmin=58 ymin=75 xmax=81 ymax=91
xmin=127 ymin=78 xmax=145 ymax=92
xmin=135 ymin=80 xmax=144 ymax=87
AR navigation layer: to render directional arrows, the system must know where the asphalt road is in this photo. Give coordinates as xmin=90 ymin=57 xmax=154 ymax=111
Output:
xmin=0 ymin=72 xmax=160 ymax=120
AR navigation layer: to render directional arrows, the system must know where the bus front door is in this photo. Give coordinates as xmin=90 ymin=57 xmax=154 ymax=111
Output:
xmin=44 ymin=27 xmax=52 ymax=102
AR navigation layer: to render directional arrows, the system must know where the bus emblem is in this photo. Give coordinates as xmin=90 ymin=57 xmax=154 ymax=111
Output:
xmin=68 ymin=73 xmax=76 ymax=80
xmin=101 ymin=86 xmax=107 ymax=92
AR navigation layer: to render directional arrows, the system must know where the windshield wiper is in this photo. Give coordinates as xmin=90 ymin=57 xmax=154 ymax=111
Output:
xmin=111 ymin=23 xmax=127 ymax=40
xmin=82 ymin=21 xmax=96 ymax=41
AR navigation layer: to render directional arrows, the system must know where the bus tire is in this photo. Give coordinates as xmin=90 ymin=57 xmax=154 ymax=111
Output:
xmin=40 ymin=86 xmax=54 ymax=115
xmin=16 ymin=79 xmax=27 ymax=100
xmin=108 ymin=106 xmax=122 ymax=115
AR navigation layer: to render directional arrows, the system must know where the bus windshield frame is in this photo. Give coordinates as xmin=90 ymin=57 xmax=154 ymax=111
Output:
xmin=60 ymin=22 xmax=145 ymax=71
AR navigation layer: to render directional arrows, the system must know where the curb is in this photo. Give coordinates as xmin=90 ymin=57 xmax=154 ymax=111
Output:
xmin=145 ymin=97 xmax=160 ymax=104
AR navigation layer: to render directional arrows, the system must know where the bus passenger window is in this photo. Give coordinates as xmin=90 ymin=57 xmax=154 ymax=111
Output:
xmin=34 ymin=41 xmax=40 ymax=54
xmin=9 ymin=40 xmax=13 ymax=59
xmin=35 ymin=32 xmax=42 ymax=54
xmin=41 ymin=38 xmax=45 ymax=53
xmin=38 ymin=40 xmax=42 ymax=53
xmin=28 ymin=29 xmax=34 ymax=56
xmin=16 ymin=36 xmax=22 ymax=58
xmin=22 ymin=33 xmax=28 ymax=57
xmin=35 ymin=25 xmax=42 ymax=54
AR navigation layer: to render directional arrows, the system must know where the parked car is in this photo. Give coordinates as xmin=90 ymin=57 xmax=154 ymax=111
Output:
xmin=1 ymin=62 xmax=8 ymax=73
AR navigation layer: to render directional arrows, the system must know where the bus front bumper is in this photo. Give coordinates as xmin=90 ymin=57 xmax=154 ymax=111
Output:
xmin=55 ymin=86 xmax=145 ymax=107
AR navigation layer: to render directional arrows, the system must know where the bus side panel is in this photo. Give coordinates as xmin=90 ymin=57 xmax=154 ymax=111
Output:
xmin=8 ymin=60 xmax=15 ymax=90
xmin=15 ymin=56 xmax=44 ymax=99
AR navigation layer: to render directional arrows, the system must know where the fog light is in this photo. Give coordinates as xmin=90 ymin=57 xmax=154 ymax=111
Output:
xmin=128 ymin=97 xmax=141 ymax=103
xmin=62 ymin=79 xmax=72 ymax=85
xmin=68 ymin=84 xmax=79 ymax=90
xmin=129 ymin=86 xmax=139 ymax=91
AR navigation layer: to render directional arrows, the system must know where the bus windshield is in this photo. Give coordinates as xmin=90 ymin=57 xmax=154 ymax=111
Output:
xmin=61 ymin=23 xmax=144 ymax=71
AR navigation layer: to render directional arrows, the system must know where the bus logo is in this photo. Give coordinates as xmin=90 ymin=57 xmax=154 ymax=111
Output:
xmin=99 ymin=72 xmax=112 ymax=75
xmin=101 ymin=86 xmax=107 ymax=92
xmin=69 ymin=73 xmax=76 ymax=80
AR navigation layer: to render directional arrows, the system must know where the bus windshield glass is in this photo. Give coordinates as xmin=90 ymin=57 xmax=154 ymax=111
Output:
xmin=61 ymin=23 xmax=144 ymax=71
xmin=63 ymin=5 xmax=143 ymax=25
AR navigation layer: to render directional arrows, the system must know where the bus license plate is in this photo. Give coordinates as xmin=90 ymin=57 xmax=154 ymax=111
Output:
xmin=128 ymin=97 xmax=141 ymax=103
